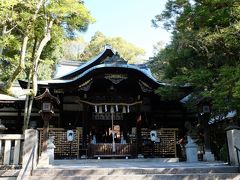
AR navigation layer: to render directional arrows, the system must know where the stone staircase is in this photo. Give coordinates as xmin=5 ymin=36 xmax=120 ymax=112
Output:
xmin=28 ymin=162 xmax=240 ymax=180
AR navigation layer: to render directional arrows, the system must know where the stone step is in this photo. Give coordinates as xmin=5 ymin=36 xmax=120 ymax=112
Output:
xmin=28 ymin=173 xmax=240 ymax=180
xmin=31 ymin=166 xmax=239 ymax=176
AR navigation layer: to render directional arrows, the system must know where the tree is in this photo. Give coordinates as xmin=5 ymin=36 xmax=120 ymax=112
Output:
xmin=62 ymin=37 xmax=86 ymax=61
xmin=150 ymin=0 xmax=240 ymax=117
xmin=0 ymin=0 xmax=94 ymax=131
xmin=80 ymin=31 xmax=145 ymax=64
xmin=152 ymin=41 xmax=164 ymax=56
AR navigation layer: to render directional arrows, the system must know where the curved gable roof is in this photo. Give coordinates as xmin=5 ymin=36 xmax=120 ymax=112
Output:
xmin=39 ymin=63 xmax=161 ymax=89
xmin=18 ymin=48 xmax=192 ymax=100
xmin=55 ymin=46 xmax=114 ymax=80
xmin=23 ymin=48 xmax=199 ymax=101
xmin=19 ymin=47 xmax=163 ymax=89
xmin=55 ymin=47 xmax=163 ymax=86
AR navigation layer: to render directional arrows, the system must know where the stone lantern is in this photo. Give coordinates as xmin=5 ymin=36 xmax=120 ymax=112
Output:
xmin=35 ymin=88 xmax=59 ymax=162
xmin=198 ymin=101 xmax=215 ymax=161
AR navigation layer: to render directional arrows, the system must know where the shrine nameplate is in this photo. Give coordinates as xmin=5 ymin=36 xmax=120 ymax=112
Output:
xmin=92 ymin=112 xmax=123 ymax=120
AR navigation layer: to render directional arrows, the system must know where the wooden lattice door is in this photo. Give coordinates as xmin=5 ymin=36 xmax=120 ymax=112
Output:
xmin=141 ymin=128 xmax=178 ymax=157
xmin=38 ymin=128 xmax=80 ymax=159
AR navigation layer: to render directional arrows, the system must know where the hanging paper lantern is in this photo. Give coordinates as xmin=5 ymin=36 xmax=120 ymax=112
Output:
xmin=122 ymin=106 xmax=126 ymax=113
xmin=99 ymin=106 xmax=103 ymax=113
xmin=110 ymin=105 xmax=114 ymax=113
xmin=127 ymin=105 xmax=130 ymax=113
xmin=105 ymin=105 xmax=107 ymax=112
xmin=115 ymin=105 xmax=118 ymax=112
xmin=95 ymin=105 xmax=97 ymax=113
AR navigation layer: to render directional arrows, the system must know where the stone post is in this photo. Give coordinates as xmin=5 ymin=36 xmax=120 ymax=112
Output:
xmin=22 ymin=129 xmax=38 ymax=169
xmin=226 ymin=125 xmax=240 ymax=165
xmin=17 ymin=129 xmax=38 ymax=180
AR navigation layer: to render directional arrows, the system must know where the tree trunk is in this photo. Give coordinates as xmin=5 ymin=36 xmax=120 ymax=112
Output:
xmin=22 ymin=95 xmax=34 ymax=132
xmin=23 ymin=95 xmax=30 ymax=132
xmin=26 ymin=96 xmax=34 ymax=130
xmin=23 ymin=19 xmax=54 ymax=129
xmin=23 ymin=70 xmax=32 ymax=132
xmin=0 ymin=25 xmax=7 ymax=56
xmin=31 ymin=19 xmax=53 ymax=96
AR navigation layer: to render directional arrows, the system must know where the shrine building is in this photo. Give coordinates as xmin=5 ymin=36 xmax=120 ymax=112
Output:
xmin=7 ymin=47 xmax=194 ymax=159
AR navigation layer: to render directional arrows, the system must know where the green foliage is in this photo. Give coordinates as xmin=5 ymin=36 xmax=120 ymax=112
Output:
xmin=80 ymin=31 xmax=145 ymax=63
xmin=0 ymin=60 xmax=14 ymax=81
xmin=38 ymin=25 xmax=65 ymax=80
xmin=151 ymin=0 xmax=240 ymax=116
xmin=38 ymin=59 xmax=54 ymax=80
xmin=0 ymin=0 xmax=94 ymax=82
xmin=46 ymin=0 xmax=94 ymax=37
xmin=155 ymin=85 xmax=184 ymax=101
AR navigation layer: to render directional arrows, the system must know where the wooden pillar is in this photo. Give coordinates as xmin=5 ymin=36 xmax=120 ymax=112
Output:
xmin=17 ymin=104 xmax=22 ymax=133
xmin=122 ymin=114 xmax=127 ymax=141
xmin=40 ymin=112 xmax=53 ymax=152
xmin=203 ymin=113 xmax=211 ymax=151
xmin=58 ymin=95 xmax=63 ymax=128
xmin=82 ymin=104 xmax=88 ymax=149
xmin=136 ymin=106 xmax=142 ymax=156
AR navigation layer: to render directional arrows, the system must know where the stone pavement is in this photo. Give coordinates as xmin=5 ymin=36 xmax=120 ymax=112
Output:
xmin=28 ymin=159 xmax=240 ymax=180
xmin=51 ymin=158 xmax=231 ymax=169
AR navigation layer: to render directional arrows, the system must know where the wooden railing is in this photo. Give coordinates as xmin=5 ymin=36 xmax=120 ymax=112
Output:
xmin=0 ymin=134 xmax=24 ymax=165
xmin=89 ymin=143 xmax=135 ymax=158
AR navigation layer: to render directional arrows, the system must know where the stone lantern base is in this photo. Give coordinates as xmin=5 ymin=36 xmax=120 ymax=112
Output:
xmin=203 ymin=151 xmax=215 ymax=161
xmin=185 ymin=136 xmax=198 ymax=163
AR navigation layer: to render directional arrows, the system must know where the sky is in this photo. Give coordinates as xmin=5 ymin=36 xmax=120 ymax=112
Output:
xmin=80 ymin=0 xmax=171 ymax=59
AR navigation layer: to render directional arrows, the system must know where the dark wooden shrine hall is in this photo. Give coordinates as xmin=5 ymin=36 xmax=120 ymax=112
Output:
xmin=17 ymin=47 xmax=194 ymax=159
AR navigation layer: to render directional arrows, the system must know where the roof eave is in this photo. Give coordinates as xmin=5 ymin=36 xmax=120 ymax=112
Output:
xmin=55 ymin=47 xmax=114 ymax=80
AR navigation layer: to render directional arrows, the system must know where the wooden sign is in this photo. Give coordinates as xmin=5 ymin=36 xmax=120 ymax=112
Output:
xmin=92 ymin=112 xmax=123 ymax=121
